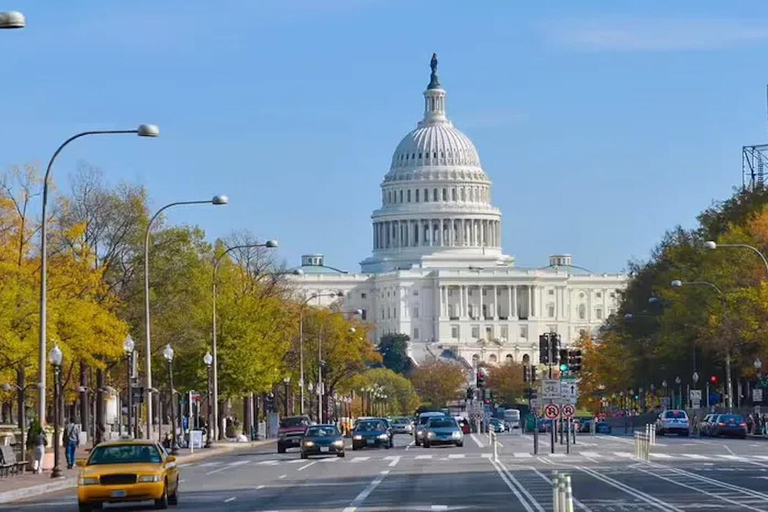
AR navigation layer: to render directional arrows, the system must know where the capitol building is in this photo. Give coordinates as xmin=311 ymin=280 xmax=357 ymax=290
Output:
xmin=289 ymin=55 xmax=626 ymax=366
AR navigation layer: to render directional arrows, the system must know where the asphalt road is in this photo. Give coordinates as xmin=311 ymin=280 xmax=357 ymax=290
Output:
xmin=7 ymin=429 xmax=768 ymax=511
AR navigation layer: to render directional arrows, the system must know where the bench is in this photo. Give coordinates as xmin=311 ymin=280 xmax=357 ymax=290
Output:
xmin=0 ymin=445 xmax=26 ymax=477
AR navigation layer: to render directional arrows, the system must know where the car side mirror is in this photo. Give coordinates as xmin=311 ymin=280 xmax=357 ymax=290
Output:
xmin=166 ymin=456 xmax=176 ymax=463
xmin=75 ymin=459 xmax=86 ymax=467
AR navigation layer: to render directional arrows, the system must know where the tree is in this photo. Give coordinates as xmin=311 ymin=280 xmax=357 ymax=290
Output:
xmin=410 ymin=360 xmax=466 ymax=408
xmin=377 ymin=333 xmax=412 ymax=374
xmin=486 ymin=360 xmax=525 ymax=405
xmin=345 ymin=368 xmax=420 ymax=416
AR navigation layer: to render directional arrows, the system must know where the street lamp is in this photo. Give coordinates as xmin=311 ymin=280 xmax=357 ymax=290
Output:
xmin=203 ymin=351 xmax=213 ymax=448
xmin=755 ymin=358 xmax=763 ymax=378
xmin=144 ymin=195 xmax=228 ymax=440
xmin=704 ymin=241 xmax=768 ymax=279
xmin=48 ymin=344 xmax=63 ymax=479
xmin=37 ymin=124 xmax=158 ymax=427
xmin=283 ymin=377 xmax=291 ymax=417
xmin=123 ymin=336 xmax=135 ymax=438
xmin=211 ymin=240 xmax=278 ymax=441
xmin=675 ymin=376 xmax=682 ymax=409
xmin=0 ymin=11 xmax=25 ymax=29
xmin=162 ymin=344 xmax=179 ymax=455
xmin=317 ymin=308 xmax=362 ymax=423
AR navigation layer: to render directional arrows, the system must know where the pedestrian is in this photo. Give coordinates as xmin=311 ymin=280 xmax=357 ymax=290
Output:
xmin=747 ymin=414 xmax=754 ymax=434
xmin=32 ymin=427 xmax=47 ymax=474
xmin=64 ymin=418 xmax=81 ymax=469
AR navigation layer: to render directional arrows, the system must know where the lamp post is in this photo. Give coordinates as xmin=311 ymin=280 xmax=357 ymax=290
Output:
xmin=675 ymin=376 xmax=682 ymax=409
xmin=162 ymin=345 xmax=179 ymax=455
xmin=283 ymin=377 xmax=291 ymax=417
xmin=755 ymin=358 xmax=763 ymax=379
xmin=36 ymin=124 xmax=158 ymax=427
xmin=203 ymin=351 xmax=213 ymax=448
xmin=317 ymin=309 xmax=362 ymax=423
xmin=704 ymin=241 xmax=768 ymax=279
xmin=0 ymin=11 xmax=25 ymax=28
xmin=308 ymin=382 xmax=314 ymax=419
xmin=48 ymin=344 xmax=63 ymax=479
xmin=144 ymin=195 xmax=228 ymax=440
xmin=123 ymin=336 xmax=135 ymax=437
xmin=671 ymin=279 xmax=733 ymax=410
xmin=211 ymin=240 xmax=278 ymax=440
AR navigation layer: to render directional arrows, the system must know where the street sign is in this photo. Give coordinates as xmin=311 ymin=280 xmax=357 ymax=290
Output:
xmin=689 ymin=390 xmax=702 ymax=401
xmin=530 ymin=399 xmax=540 ymax=410
xmin=541 ymin=380 xmax=561 ymax=400
xmin=544 ymin=403 xmax=560 ymax=420
xmin=754 ymin=389 xmax=764 ymax=403
xmin=561 ymin=381 xmax=578 ymax=404
xmin=691 ymin=399 xmax=701 ymax=409
xmin=562 ymin=404 xmax=575 ymax=418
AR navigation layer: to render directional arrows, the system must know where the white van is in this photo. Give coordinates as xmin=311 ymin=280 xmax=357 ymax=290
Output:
xmin=504 ymin=409 xmax=521 ymax=430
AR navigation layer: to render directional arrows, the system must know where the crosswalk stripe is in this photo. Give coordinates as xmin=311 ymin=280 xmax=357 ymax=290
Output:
xmin=257 ymin=460 xmax=280 ymax=465
xmin=649 ymin=453 xmax=673 ymax=459
xmin=513 ymin=452 xmax=533 ymax=458
xmin=351 ymin=456 xmax=370 ymax=462
xmin=415 ymin=455 xmax=433 ymax=460
xmin=579 ymin=451 xmax=603 ymax=458
xmin=287 ymin=459 xmax=305 ymax=464
xmin=614 ymin=452 xmax=634 ymax=458
xmin=681 ymin=454 xmax=711 ymax=460
xmin=548 ymin=453 xmax=566 ymax=458
xmin=448 ymin=454 xmax=466 ymax=459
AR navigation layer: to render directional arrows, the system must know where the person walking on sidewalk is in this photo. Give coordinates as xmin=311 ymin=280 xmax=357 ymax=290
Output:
xmin=64 ymin=419 xmax=81 ymax=469
xmin=32 ymin=428 xmax=47 ymax=474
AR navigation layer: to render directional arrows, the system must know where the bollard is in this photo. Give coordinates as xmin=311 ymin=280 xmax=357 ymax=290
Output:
xmin=651 ymin=424 xmax=656 ymax=446
xmin=492 ymin=431 xmax=499 ymax=462
xmin=558 ymin=472 xmax=568 ymax=512
xmin=564 ymin=474 xmax=574 ymax=512
xmin=552 ymin=472 xmax=560 ymax=512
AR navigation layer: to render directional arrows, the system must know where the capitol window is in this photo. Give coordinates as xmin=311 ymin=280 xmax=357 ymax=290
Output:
xmin=452 ymin=188 xmax=457 ymax=201
xmin=442 ymin=188 xmax=447 ymax=201
xmin=413 ymin=328 xmax=420 ymax=340
xmin=549 ymin=289 xmax=554 ymax=295
xmin=361 ymin=293 xmax=367 ymax=299
xmin=415 ymin=189 xmax=420 ymax=202
xmin=361 ymin=309 xmax=367 ymax=320
xmin=520 ymin=325 xmax=528 ymax=339
xmin=578 ymin=304 xmax=586 ymax=320
xmin=407 ymin=190 xmax=411 ymax=202
xmin=424 ymin=188 xmax=429 ymax=202
xmin=433 ymin=188 xmax=438 ymax=201
xmin=413 ymin=306 xmax=419 ymax=319
xmin=451 ymin=325 xmax=459 ymax=339
xmin=596 ymin=308 xmax=603 ymax=320
xmin=471 ymin=325 xmax=480 ymax=339
xmin=547 ymin=304 xmax=555 ymax=318
xmin=399 ymin=190 xmax=403 ymax=203
xmin=596 ymin=292 xmax=602 ymax=298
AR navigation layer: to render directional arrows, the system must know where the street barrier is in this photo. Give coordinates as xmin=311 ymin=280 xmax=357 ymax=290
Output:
xmin=645 ymin=423 xmax=656 ymax=446
xmin=491 ymin=431 xmax=499 ymax=462
xmin=552 ymin=472 xmax=574 ymax=512
xmin=633 ymin=431 xmax=651 ymax=461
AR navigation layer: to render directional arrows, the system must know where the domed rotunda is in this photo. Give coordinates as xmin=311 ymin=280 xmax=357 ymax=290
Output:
xmin=360 ymin=54 xmax=513 ymax=273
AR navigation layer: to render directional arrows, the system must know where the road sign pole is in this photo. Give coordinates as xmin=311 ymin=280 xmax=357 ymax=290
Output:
xmin=566 ymin=415 xmax=570 ymax=454
xmin=551 ymin=420 xmax=555 ymax=453
xmin=533 ymin=414 xmax=539 ymax=455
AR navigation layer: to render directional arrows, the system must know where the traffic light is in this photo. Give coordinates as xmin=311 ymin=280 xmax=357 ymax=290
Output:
xmin=466 ymin=387 xmax=474 ymax=400
xmin=524 ymin=388 xmax=533 ymax=400
xmin=710 ymin=375 xmax=718 ymax=385
xmin=523 ymin=365 xmax=531 ymax=383
xmin=569 ymin=349 xmax=582 ymax=372
xmin=558 ymin=349 xmax=569 ymax=369
xmin=531 ymin=366 xmax=537 ymax=382
xmin=539 ymin=334 xmax=550 ymax=364
xmin=476 ymin=369 xmax=486 ymax=389
xmin=265 ymin=393 xmax=275 ymax=412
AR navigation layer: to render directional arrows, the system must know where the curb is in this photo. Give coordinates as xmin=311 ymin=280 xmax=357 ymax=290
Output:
xmin=0 ymin=439 xmax=275 ymax=504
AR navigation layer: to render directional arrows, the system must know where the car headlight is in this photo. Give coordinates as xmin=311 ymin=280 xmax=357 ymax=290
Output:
xmin=427 ymin=432 xmax=435 ymax=439
xmin=303 ymin=440 xmax=314 ymax=447
xmin=333 ymin=440 xmax=344 ymax=447
xmin=353 ymin=435 xmax=362 ymax=440
xmin=138 ymin=474 xmax=164 ymax=483
xmin=416 ymin=430 xmax=423 ymax=436
xmin=452 ymin=431 xmax=461 ymax=439
xmin=78 ymin=477 xmax=99 ymax=486
xmin=378 ymin=434 xmax=389 ymax=440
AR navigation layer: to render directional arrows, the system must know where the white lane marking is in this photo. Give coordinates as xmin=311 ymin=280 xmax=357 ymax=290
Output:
xmin=724 ymin=444 xmax=737 ymax=456
xmin=178 ymin=463 xmax=193 ymax=468
xmin=287 ymin=459 xmax=305 ymax=464
xmin=279 ymin=474 xmax=287 ymax=479
xmin=548 ymin=453 xmax=566 ymax=458
xmin=448 ymin=454 xmax=465 ymax=459
xmin=321 ymin=457 xmax=340 ymax=462
xmin=432 ymin=506 xmax=449 ymax=511
xmin=255 ymin=485 xmax=265 ymax=490
xmin=681 ymin=454 xmax=711 ymax=460
xmin=488 ymin=458 xmax=537 ymax=512
xmin=613 ymin=451 xmax=634 ymax=458
xmin=481 ymin=453 xmax=492 ymax=459
xmin=513 ymin=452 xmax=533 ymax=458
xmin=579 ymin=451 xmax=602 ymax=458
xmin=205 ymin=459 xmax=249 ymax=475
xmin=351 ymin=456 xmax=370 ymax=462
xmin=649 ymin=453 xmax=674 ymax=459
xmin=224 ymin=497 xmax=237 ymax=503
xmin=197 ymin=462 xmax=219 ymax=467
xmin=415 ymin=454 xmax=432 ymax=460
xmin=388 ymin=456 xmax=401 ymax=467
xmin=718 ymin=454 xmax=748 ymax=461
xmin=257 ymin=460 xmax=279 ymax=465
xmin=405 ymin=440 xmax=414 ymax=451
xmin=635 ymin=465 xmax=766 ymax=511
xmin=297 ymin=461 xmax=317 ymax=471
xmin=530 ymin=466 xmax=595 ymax=512
xmin=604 ymin=435 xmax=635 ymax=445
xmin=342 ymin=470 xmax=390 ymax=512
xmin=470 ymin=434 xmax=485 ymax=448
xmin=578 ymin=466 xmax=683 ymax=511
xmin=754 ymin=455 xmax=768 ymax=461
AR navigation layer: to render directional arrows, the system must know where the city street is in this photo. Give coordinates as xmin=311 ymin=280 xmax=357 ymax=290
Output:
xmin=7 ymin=431 xmax=768 ymax=511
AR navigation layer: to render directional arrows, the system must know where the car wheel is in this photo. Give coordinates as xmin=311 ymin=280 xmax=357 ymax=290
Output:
xmin=352 ymin=444 xmax=358 ymax=451
xmin=338 ymin=452 xmax=345 ymax=457
xmin=278 ymin=443 xmax=286 ymax=454
xmin=424 ymin=441 xmax=430 ymax=448
xmin=78 ymin=502 xmax=92 ymax=512
xmin=456 ymin=441 xmax=463 ymax=447
xmin=301 ymin=451 xmax=308 ymax=459
xmin=155 ymin=481 xmax=169 ymax=510
xmin=168 ymin=481 xmax=179 ymax=506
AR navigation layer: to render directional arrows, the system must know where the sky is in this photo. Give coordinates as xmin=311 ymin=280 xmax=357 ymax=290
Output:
xmin=2 ymin=1 xmax=768 ymax=273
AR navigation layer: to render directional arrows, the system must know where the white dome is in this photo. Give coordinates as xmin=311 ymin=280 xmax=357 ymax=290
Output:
xmin=390 ymin=123 xmax=481 ymax=170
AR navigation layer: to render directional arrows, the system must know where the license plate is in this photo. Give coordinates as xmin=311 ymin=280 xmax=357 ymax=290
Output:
xmin=320 ymin=446 xmax=329 ymax=453
xmin=110 ymin=490 xmax=127 ymax=498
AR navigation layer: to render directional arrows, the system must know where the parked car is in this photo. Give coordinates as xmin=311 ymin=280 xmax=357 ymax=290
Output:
xmin=277 ymin=415 xmax=312 ymax=453
xmin=595 ymin=421 xmax=612 ymax=434
xmin=352 ymin=419 xmax=392 ymax=450
xmin=503 ymin=409 xmax=521 ymax=430
xmin=423 ymin=416 xmax=464 ymax=448
xmin=414 ymin=412 xmax=446 ymax=446
xmin=698 ymin=413 xmax=718 ymax=436
xmin=656 ymin=409 xmax=690 ymax=436
xmin=709 ymin=414 xmax=747 ymax=439
xmin=300 ymin=424 xmax=345 ymax=459
xmin=536 ymin=417 xmax=550 ymax=432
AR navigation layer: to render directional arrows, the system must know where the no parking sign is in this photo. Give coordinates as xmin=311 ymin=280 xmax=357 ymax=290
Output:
xmin=544 ymin=403 xmax=560 ymax=420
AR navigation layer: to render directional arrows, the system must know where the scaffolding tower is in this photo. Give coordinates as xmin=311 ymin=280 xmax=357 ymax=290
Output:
xmin=742 ymin=86 xmax=768 ymax=191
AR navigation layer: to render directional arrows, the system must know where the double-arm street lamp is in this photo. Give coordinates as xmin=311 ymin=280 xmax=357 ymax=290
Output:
xmin=203 ymin=351 xmax=213 ymax=448
xmin=162 ymin=344 xmax=179 ymax=455
xmin=144 ymin=195 xmax=228 ymax=440
xmin=38 ymin=124 xmax=159 ymax=426
xmin=48 ymin=344 xmax=63 ymax=479
xmin=211 ymin=240 xmax=278 ymax=440
xmin=671 ymin=279 xmax=734 ymax=410
xmin=0 ymin=11 xmax=24 ymax=28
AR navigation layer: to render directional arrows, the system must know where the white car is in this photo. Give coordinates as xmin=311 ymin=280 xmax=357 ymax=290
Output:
xmin=504 ymin=409 xmax=521 ymax=430
xmin=656 ymin=409 xmax=690 ymax=436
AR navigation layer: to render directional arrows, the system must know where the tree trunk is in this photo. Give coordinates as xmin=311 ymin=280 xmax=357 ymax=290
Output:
xmin=16 ymin=367 xmax=25 ymax=452
xmin=95 ymin=369 xmax=105 ymax=444
xmin=79 ymin=362 xmax=88 ymax=429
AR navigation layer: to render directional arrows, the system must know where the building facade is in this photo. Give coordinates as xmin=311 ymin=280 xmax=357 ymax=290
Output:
xmin=289 ymin=55 xmax=626 ymax=367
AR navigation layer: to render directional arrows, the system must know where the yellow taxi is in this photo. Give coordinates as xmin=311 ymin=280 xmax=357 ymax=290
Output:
xmin=76 ymin=439 xmax=180 ymax=511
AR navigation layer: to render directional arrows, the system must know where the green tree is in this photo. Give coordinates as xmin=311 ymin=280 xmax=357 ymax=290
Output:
xmin=346 ymin=368 xmax=420 ymax=416
xmin=377 ymin=333 xmax=412 ymax=374
xmin=486 ymin=360 xmax=524 ymax=406
xmin=410 ymin=360 xmax=466 ymax=408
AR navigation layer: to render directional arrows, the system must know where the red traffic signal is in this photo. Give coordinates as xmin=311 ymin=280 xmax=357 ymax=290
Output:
xmin=710 ymin=375 xmax=718 ymax=384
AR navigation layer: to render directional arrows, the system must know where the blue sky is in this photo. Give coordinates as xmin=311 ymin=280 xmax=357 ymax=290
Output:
xmin=3 ymin=1 xmax=768 ymax=273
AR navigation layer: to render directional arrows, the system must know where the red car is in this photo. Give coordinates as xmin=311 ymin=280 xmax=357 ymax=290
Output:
xmin=454 ymin=417 xmax=471 ymax=434
xmin=277 ymin=415 xmax=312 ymax=453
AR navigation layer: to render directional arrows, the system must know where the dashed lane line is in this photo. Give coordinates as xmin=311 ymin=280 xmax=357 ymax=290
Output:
xmin=386 ymin=455 xmax=401 ymax=467
xmin=205 ymin=459 xmax=249 ymax=475
xmin=470 ymin=434 xmax=485 ymax=448
xmin=447 ymin=454 xmax=465 ymax=459
xmin=297 ymin=461 xmax=316 ymax=471
xmin=577 ymin=466 xmax=684 ymax=511
xmin=351 ymin=456 xmax=370 ymax=463
xmin=342 ymin=470 xmax=390 ymax=512
xmin=415 ymin=454 xmax=433 ymax=460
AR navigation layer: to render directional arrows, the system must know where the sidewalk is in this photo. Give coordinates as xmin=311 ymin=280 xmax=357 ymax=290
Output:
xmin=0 ymin=439 xmax=274 ymax=504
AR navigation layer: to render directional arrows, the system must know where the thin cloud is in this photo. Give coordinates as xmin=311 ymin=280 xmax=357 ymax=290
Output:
xmin=545 ymin=18 xmax=768 ymax=52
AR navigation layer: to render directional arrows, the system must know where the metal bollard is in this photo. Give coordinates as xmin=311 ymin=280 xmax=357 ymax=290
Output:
xmin=553 ymin=472 xmax=561 ymax=512
xmin=564 ymin=474 xmax=574 ymax=512
xmin=492 ymin=431 xmax=499 ymax=462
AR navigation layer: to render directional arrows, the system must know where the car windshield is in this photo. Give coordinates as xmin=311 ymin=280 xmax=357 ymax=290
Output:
xmin=429 ymin=419 xmax=456 ymax=428
xmin=392 ymin=418 xmax=409 ymax=424
xmin=664 ymin=411 xmax=687 ymax=419
xmin=719 ymin=414 xmax=743 ymax=422
xmin=419 ymin=415 xmax=443 ymax=425
xmin=280 ymin=417 xmax=310 ymax=428
xmin=305 ymin=426 xmax=339 ymax=437
xmin=356 ymin=421 xmax=385 ymax=432
xmin=88 ymin=444 xmax=162 ymax=465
